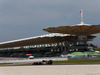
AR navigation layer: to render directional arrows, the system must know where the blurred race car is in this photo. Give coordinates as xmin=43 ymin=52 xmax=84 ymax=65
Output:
xmin=32 ymin=60 xmax=52 ymax=65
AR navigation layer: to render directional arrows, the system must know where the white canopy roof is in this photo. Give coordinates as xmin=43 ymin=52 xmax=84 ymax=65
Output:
xmin=0 ymin=33 xmax=70 ymax=45
xmin=0 ymin=33 xmax=73 ymax=48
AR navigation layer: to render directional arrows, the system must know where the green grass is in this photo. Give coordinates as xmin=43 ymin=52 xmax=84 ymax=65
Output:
xmin=70 ymin=52 xmax=84 ymax=55
xmin=53 ymin=59 xmax=100 ymax=64
xmin=0 ymin=63 xmax=32 ymax=65
xmin=69 ymin=51 xmax=100 ymax=56
xmin=0 ymin=63 xmax=13 ymax=65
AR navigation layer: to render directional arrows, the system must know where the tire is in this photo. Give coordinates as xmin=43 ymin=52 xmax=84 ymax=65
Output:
xmin=49 ymin=60 xmax=52 ymax=65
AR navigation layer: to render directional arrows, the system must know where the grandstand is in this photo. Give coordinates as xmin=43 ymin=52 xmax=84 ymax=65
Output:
xmin=43 ymin=10 xmax=100 ymax=53
xmin=0 ymin=10 xmax=100 ymax=58
xmin=0 ymin=33 xmax=98 ymax=58
xmin=0 ymin=33 xmax=73 ymax=57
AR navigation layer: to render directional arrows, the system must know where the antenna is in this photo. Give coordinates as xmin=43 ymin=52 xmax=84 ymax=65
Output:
xmin=80 ymin=9 xmax=84 ymax=24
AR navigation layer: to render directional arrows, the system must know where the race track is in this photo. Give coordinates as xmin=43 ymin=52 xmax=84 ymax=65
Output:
xmin=0 ymin=65 xmax=100 ymax=75
xmin=0 ymin=57 xmax=67 ymax=64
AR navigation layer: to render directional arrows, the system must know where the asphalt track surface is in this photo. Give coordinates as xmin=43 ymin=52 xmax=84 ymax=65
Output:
xmin=0 ymin=57 xmax=68 ymax=64
xmin=0 ymin=58 xmax=100 ymax=75
xmin=0 ymin=65 xmax=100 ymax=75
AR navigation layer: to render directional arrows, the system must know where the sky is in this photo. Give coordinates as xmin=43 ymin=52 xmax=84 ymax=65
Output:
xmin=0 ymin=0 xmax=100 ymax=46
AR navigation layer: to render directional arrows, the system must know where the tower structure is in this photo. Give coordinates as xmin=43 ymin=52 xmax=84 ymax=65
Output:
xmin=43 ymin=10 xmax=100 ymax=51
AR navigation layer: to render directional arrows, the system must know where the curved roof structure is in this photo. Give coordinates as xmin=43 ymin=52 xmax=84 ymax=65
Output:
xmin=43 ymin=24 xmax=100 ymax=35
xmin=43 ymin=10 xmax=100 ymax=35
xmin=0 ymin=33 xmax=75 ymax=48
xmin=0 ymin=33 xmax=95 ymax=48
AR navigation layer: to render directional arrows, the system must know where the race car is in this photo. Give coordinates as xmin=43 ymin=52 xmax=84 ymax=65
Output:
xmin=32 ymin=60 xmax=52 ymax=65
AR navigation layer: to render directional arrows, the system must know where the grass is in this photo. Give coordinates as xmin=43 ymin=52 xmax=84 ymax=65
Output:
xmin=0 ymin=63 xmax=32 ymax=66
xmin=0 ymin=59 xmax=100 ymax=65
xmin=53 ymin=59 xmax=100 ymax=64
xmin=69 ymin=51 xmax=100 ymax=56
xmin=0 ymin=63 xmax=13 ymax=65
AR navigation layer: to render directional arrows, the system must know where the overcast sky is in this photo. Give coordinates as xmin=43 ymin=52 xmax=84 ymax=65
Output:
xmin=0 ymin=0 xmax=100 ymax=46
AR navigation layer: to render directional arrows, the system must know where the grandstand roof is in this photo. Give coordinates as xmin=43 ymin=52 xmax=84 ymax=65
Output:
xmin=0 ymin=33 xmax=96 ymax=48
xmin=42 ymin=10 xmax=100 ymax=35
xmin=43 ymin=24 xmax=100 ymax=35
xmin=0 ymin=33 xmax=75 ymax=48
